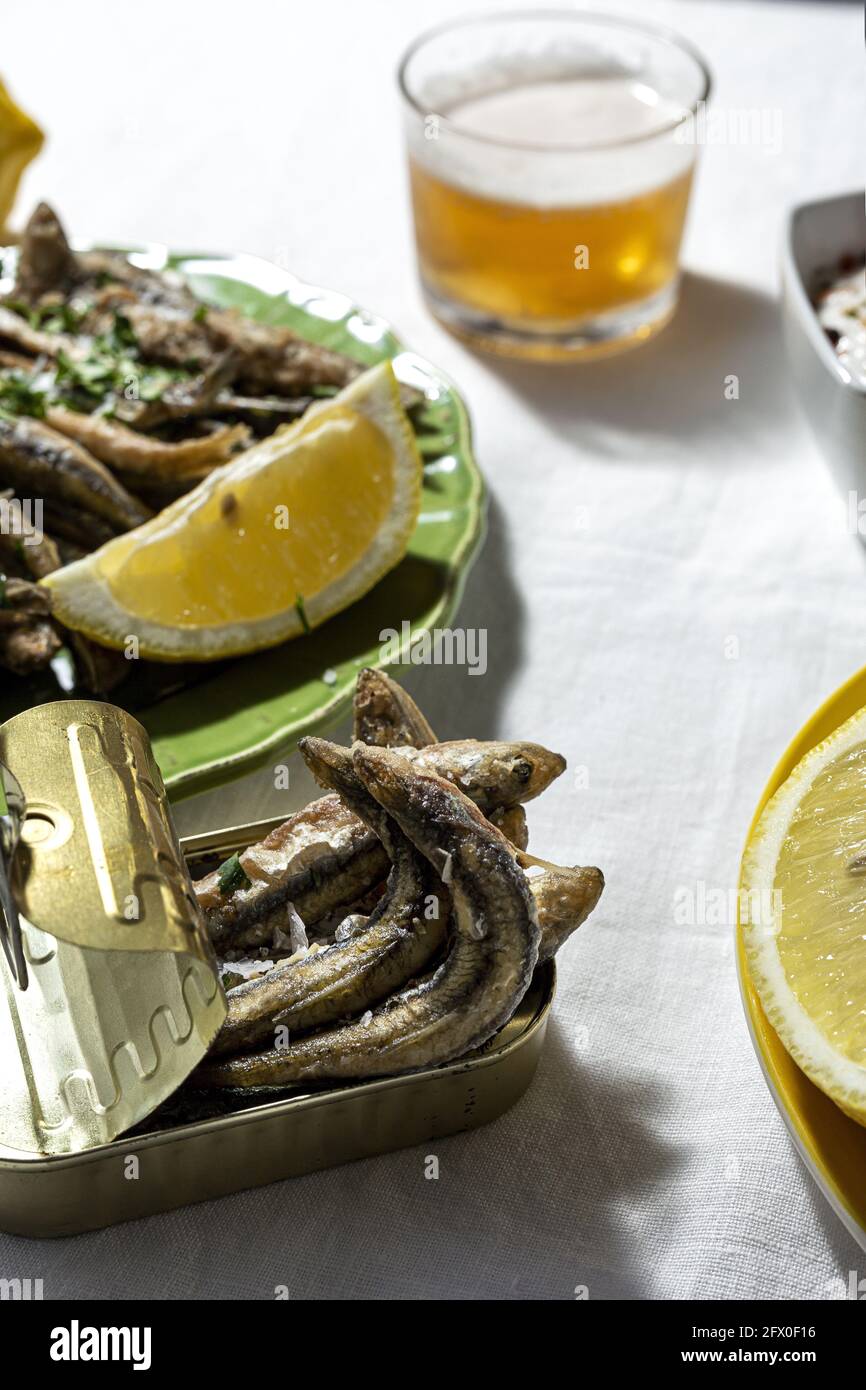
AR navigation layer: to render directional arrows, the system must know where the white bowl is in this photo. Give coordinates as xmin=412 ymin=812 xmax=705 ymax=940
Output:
xmin=781 ymin=191 xmax=865 ymax=507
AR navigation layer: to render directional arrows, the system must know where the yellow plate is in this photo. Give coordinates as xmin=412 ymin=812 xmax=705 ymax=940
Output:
xmin=737 ymin=663 xmax=866 ymax=1250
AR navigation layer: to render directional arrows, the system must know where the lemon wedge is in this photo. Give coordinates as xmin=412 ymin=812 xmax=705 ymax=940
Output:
xmin=0 ymin=77 xmax=43 ymax=232
xmin=743 ymin=703 xmax=866 ymax=1124
xmin=44 ymin=361 xmax=422 ymax=660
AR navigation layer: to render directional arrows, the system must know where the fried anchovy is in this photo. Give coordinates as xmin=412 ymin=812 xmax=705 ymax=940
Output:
xmin=205 ymin=308 xmax=362 ymax=395
xmin=75 ymin=251 xmax=201 ymax=314
xmin=115 ymin=298 xmax=363 ymax=398
xmin=198 ymin=793 xmax=389 ymax=950
xmin=212 ymin=392 xmax=313 ymax=423
xmin=274 ymin=862 xmax=596 ymax=967
xmin=490 ymin=805 xmax=528 ymax=852
xmin=352 ymin=672 xmax=529 ymax=850
xmin=214 ymin=832 xmax=598 ymax=1061
xmin=0 ymin=415 xmax=150 ymax=530
xmin=399 ymin=740 xmax=565 ymax=808
xmin=41 ymin=499 xmax=117 ymax=549
xmin=0 ymin=536 xmax=125 ymax=687
xmin=117 ymin=302 xmax=213 ymax=372
xmin=10 ymin=203 xmax=77 ymax=303
xmin=197 ymin=746 xmax=540 ymax=1087
xmin=209 ymin=688 xmax=527 ymax=1048
xmin=0 ymin=349 xmax=37 ymax=373
xmin=0 ymin=575 xmax=53 ymax=625
xmin=114 ymin=350 xmax=242 ymax=429
xmin=211 ymin=789 xmax=526 ymax=1056
xmin=198 ymin=739 xmax=564 ymax=950
xmin=46 ymin=406 xmax=249 ymax=479
xmin=352 ymin=667 xmax=437 ymax=748
xmin=0 ymin=577 xmax=61 ymax=674
xmin=12 ymin=522 xmax=128 ymax=691
xmin=7 ymin=202 xmax=200 ymax=314
xmin=522 ymin=859 xmax=604 ymax=963
xmin=0 ymin=304 xmax=82 ymax=360
xmin=210 ymin=737 xmax=447 ymax=1057
xmin=0 ymin=522 xmax=61 ymax=581
xmin=0 ymin=619 xmax=60 ymax=674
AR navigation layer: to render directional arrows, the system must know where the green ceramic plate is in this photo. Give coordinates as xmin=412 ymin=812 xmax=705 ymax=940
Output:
xmin=0 ymin=245 xmax=486 ymax=799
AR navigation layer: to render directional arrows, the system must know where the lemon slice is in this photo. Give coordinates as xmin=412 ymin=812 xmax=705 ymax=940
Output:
xmin=743 ymin=703 xmax=866 ymax=1124
xmin=44 ymin=361 xmax=422 ymax=660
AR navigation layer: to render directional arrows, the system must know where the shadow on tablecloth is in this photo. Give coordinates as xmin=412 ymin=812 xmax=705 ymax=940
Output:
xmin=463 ymin=273 xmax=799 ymax=471
xmin=383 ymin=488 xmax=527 ymax=742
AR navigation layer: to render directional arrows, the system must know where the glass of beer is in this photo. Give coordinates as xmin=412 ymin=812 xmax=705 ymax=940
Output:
xmin=398 ymin=12 xmax=711 ymax=360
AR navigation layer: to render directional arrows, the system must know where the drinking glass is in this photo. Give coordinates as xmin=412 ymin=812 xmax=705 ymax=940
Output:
xmin=399 ymin=11 xmax=711 ymax=359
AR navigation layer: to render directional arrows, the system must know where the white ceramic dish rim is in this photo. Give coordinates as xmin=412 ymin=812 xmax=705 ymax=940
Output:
xmin=782 ymin=189 xmax=866 ymax=399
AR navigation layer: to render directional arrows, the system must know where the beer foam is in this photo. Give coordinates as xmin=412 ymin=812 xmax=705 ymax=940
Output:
xmin=406 ymin=69 xmax=696 ymax=208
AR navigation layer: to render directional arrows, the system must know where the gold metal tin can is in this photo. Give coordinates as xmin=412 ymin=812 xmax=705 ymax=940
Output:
xmin=0 ymin=702 xmax=225 ymax=1158
xmin=0 ymin=814 xmax=555 ymax=1237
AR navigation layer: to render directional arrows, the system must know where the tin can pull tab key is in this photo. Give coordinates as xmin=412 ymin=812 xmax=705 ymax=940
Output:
xmin=0 ymin=762 xmax=27 ymax=990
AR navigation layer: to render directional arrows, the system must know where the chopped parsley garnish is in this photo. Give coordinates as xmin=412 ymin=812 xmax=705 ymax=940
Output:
xmin=6 ymin=298 xmax=90 ymax=334
xmin=51 ymin=321 xmax=186 ymax=413
xmin=217 ymin=853 xmax=251 ymax=896
xmin=136 ymin=365 xmax=183 ymax=401
xmin=0 ymin=370 xmax=47 ymax=418
xmin=0 ymin=305 xmax=189 ymax=419
xmin=295 ymin=595 xmax=311 ymax=635
xmin=110 ymin=311 xmax=138 ymax=348
xmin=55 ymin=347 xmax=118 ymax=397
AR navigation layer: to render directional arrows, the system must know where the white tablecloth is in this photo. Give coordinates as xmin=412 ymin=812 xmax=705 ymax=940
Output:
xmin=1 ymin=0 xmax=863 ymax=1300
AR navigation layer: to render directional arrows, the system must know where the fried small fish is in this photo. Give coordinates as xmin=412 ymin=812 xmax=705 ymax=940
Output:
xmin=0 ymin=575 xmax=53 ymax=624
xmin=75 ymin=251 xmax=201 ymax=314
xmin=199 ymin=793 xmax=389 ymax=951
xmin=0 ymin=577 xmax=61 ymax=674
xmin=198 ymin=747 xmax=539 ymax=1088
xmin=10 ymin=202 xmax=77 ymax=303
xmin=489 ymin=805 xmax=529 ymax=852
xmin=0 ymin=619 xmax=60 ymax=674
xmin=119 ymin=302 xmax=217 ymax=375
xmin=352 ymin=667 xmax=437 ymax=748
xmin=0 ymin=304 xmax=82 ymax=360
xmin=351 ymin=672 xmax=529 ymax=850
xmin=0 ymin=520 xmax=129 ymax=691
xmin=0 ymin=522 xmax=61 ymax=581
xmin=521 ymin=859 xmax=604 ymax=963
xmin=199 ymin=739 xmax=564 ymax=951
xmin=210 ymin=738 xmax=447 ymax=1057
xmin=114 ymin=351 xmax=242 ymax=429
xmin=0 ymin=415 xmax=150 ymax=530
xmin=46 ymin=406 xmax=249 ymax=480
xmin=204 ymin=308 xmax=362 ymax=395
xmin=40 ymin=500 xmax=117 ymax=549
xmin=400 ymin=739 xmax=565 ymax=808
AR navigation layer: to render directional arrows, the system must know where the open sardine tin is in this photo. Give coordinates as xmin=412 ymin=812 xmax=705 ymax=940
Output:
xmin=0 ymin=700 xmax=226 ymax=1158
